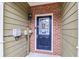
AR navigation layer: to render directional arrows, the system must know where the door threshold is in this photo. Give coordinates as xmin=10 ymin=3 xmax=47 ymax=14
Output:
xmin=26 ymin=52 xmax=61 ymax=57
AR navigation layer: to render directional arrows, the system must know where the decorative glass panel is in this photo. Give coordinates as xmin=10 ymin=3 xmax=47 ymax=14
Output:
xmin=39 ymin=17 xmax=50 ymax=35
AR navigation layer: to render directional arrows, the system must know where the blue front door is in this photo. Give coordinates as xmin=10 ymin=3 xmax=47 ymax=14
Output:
xmin=36 ymin=15 xmax=52 ymax=51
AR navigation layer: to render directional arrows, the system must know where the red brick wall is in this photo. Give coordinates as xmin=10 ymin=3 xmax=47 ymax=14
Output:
xmin=30 ymin=3 xmax=62 ymax=56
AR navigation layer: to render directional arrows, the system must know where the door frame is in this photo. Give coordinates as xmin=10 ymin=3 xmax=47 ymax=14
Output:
xmin=35 ymin=13 xmax=53 ymax=52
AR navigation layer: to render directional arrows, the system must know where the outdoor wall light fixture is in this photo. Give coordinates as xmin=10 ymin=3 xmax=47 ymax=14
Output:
xmin=28 ymin=12 xmax=32 ymax=20
xmin=24 ymin=28 xmax=32 ymax=40
xmin=29 ymin=29 xmax=32 ymax=34
xmin=12 ymin=28 xmax=22 ymax=41
xmin=29 ymin=28 xmax=32 ymax=37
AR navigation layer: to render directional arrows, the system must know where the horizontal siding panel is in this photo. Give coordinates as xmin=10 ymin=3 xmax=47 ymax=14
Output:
xmin=4 ymin=10 xmax=27 ymax=22
xmin=62 ymin=12 xmax=78 ymax=25
xmin=4 ymin=15 xmax=28 ymax=24
xmin=4 ymin=38 xmax=26 ymax=48
xmin=62 ymin=35 xmax=77 ymax=47
xmin=5 ymin=3 xmax=26 ymax=14
xmin=63 ymin=2 xmax=70 ymax=11
xmin=62 ymin=30 xmax=78 ymax=37
xmin=62 ymin=20 xmax=78 ymax=29
xmin=4 ymin=18 xmax=27 ymax=26
xmin=4 ymin=4 xmax=27 ymax=19
xmin=4 ymin=30 xmax=12 ymax=36
xmin=5 ymin=42 xmax=27 ymax=54
xmin=4 ymin=37 xmax=15 ymax=42
xmin=5 ymin=45 xmax=27 ymax=57
xmin=62 ymin=39 xmax=77 ymax=56
xmin=4 ymin=17 xmax=27 ymax=28
xmin=4 ymin=23 xmax=27 ymax=29
xmin=14 ymin=3 xmax=26 ymax=12
xmin=63 ymin=3 xmax=75 ymax=17
xmin=4 ymin=36 xmax=26 ymax=42
xmin=10 ymin=48 xmax=27 ymax=57
xmin=62 ymin=3 xmax=78 ymax=21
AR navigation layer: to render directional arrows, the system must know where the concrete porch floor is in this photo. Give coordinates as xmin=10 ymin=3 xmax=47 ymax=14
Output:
xmin=26 ymin=52 xmax=61 ymax=57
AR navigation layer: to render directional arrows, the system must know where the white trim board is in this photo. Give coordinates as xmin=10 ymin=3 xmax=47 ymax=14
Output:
xmin=77 ymin=2 xmax=79 ymax=57
xmin=0 ymin=2 xmax=4 ymax=57
xmin=35 ymin=13 xmax=53 ymax=53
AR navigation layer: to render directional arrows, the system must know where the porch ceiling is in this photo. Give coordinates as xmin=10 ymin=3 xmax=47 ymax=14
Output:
xmin=28 ymin=2 xmax=54 ymax=6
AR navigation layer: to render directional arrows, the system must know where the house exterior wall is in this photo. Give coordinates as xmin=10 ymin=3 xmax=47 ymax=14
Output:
xmin=61 ymin=2 xmax=78 ymax=57
xmin=30 ymin=3 xmax=62 ymax=56
xmin=4 ymin=2 xmax=30 ymax=57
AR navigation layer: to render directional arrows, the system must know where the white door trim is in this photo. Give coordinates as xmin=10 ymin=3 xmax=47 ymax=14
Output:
xmin=35 ymin=13 xmax=53 ymax=52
